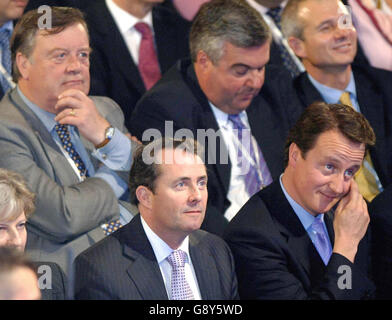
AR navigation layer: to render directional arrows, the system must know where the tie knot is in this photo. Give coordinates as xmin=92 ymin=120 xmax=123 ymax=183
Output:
xmin=267 ymin=7 xmax=282 ymax=27
xmin=311 ymin=216 xmax=325 ymax=234
xmin=228 ymin=114 xmax=246 ymax=130
xmin=339 ymin=91 xmax=353 ymax=108
xmin=134 ymin=22 xmax=153 ymax=38
xmin=55 ymin=123 xmax=69 ymax=134
xmin=167 ymin=250 xmax=187 ymax=269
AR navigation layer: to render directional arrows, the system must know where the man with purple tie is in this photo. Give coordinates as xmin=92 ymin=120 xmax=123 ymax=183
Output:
xmin=225 ymin=102 xmax=376 ymax=300
xmin=131 ymin=0 xmax=303 ymax=235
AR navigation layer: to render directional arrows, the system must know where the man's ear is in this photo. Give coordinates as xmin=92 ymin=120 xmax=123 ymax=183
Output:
xmin=196 ymin=50 xmax=211 ymax=71
xmin=288 ymin=142 xmax=301 ymax=168
xmin=135 ymin=186 xmax=153 ymax=209
xmin=288 ymin=36 xmax=306 ymax=59
xmin=15 ymin=52 xmax=31 ymax=80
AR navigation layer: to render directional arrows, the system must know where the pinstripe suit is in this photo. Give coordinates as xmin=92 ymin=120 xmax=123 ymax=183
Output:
xmin=74 ymin=214 xmax=239 ymax=300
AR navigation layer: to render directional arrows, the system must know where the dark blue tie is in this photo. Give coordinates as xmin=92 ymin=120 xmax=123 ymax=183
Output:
xmin=267 ymin=7 xmax=301 ymax=78
xmin=55 ymin=124 xmax=89 ymax=179
xmin=0 ymin=29 xmax=12 ymax=93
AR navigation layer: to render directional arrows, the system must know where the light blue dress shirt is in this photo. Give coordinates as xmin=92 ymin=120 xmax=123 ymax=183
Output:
xmin=18 ymin=87 xmax=133 ymax=224
xmin=279 ymin=174 xmax=333 ymax=264
xmin=307 ymin=71 xmax=360 ymax=112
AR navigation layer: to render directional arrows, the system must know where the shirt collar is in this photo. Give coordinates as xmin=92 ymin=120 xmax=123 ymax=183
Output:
xmin=106 ymin=0 xmax=153 ymax=34
xmin=140 ymin=215 xmax=190 ymax=264
xmin=208 ymin=101 xmax=249 ymax=129
xmin=17 ymin=86 xmax=57 ymax=132
xmin=279 ymin=173 xmax=324 ymax=231
xmin=307 ymin=71 xmax=357 ymax=104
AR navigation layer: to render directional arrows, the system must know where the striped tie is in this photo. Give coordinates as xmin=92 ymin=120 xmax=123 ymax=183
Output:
xmin=339 ymin=92 xmax=381 ymax=201
xmin=55 ymin=124 xmax=89 ymax=179
xmin=229 ymin=114 xmax=272 ymax=196
xmin=266 ymin=7 xmax=301 ymax=78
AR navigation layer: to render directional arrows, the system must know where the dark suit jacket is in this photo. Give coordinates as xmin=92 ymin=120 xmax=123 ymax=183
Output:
xmin=74 ymin=214 xmax=239 ymax=300
xmin=130 ymin=59 xmax=303 ymax=235
xmin=84 ymin=0 xmax=191 ymax=130
xmin=224 ymin=180 xmax=375 ymax=300
xmin=33 ymin=261 xmax=68 ymax=300
xmin=293 ymin=65 xmax=392 ymax=190
xmin=368 ymin=188 xmax=392 ymax=299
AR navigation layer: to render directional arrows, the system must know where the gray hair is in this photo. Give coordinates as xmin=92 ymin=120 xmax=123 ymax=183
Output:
xmin=281 ymin=0 xmax=313 ymax=39
xmin=0 ymin=169 xmax=35 ymax=223
xmin=190 ymin=0 xmax=271 ymax=64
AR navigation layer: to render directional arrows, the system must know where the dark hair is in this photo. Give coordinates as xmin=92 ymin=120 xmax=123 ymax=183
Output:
xmin=11 ymin=6 xmax=88 ymax=81
xmin=129 ymin=138 xmax=204 ymax=206
xmin=189 ymin=0 xmax=271 ymax=63
xmin=284 ymin=102 xmax=376 ymax=166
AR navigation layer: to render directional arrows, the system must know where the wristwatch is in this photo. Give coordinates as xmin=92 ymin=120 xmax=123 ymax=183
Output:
xmin=95 ymin=126 xmax=115 ymax=149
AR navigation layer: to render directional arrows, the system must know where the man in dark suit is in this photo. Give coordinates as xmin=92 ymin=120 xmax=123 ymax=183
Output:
xmin=131 ymin=0 xmax=303 ymax=235
xmin=83 ymin=0 xmax=191 ymax=130
xmin=282 ymin=0 xmax=392 ymax=300
xmin=281 ymin=0 xmax=392 ymax=203
xmin=224 ymin=102 xmax=376 ymax=299
xmin=74 ymin=138 xmax=239 ymax=300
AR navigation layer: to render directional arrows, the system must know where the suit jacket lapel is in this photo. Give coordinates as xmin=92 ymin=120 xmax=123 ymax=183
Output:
xmin=353 ymin=66 xmax=390 ymax=184
xmin=90 ymin=1 xmax=145 ymax=95
xmin=153 ymin=7 xmax=178 ymax=72
xmin=260 ymin=181 xmax=326 ymax=284
xmin=189 ymin=232 xmax=220 ymax=300
xmin=247 ymin=96 xmax=286 ymax=179
xmin=120 ymin=215 xmax=168 ymax=299
xmin=293 ymin=72 xmax=324 ymax=108
xmin=182 ymin=63 xmax=231 ymax=194
xmin=8 ymin=89 xmax=81 ymax=184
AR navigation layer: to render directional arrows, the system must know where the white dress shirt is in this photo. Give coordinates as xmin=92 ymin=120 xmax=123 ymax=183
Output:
xmin=209 ymin=103 xmax=263 ymax=221
xmin=140 ymin=216 xmax=202 ymax=300
xmin=106 ymin=0 xmax=155 ymax=65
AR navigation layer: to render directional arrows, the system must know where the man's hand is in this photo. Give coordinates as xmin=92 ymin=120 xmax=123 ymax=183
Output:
xmin=332 ymin=180 xmax=370 ymax=263
xmin=54 ymin=89 xmax=110 ymax=146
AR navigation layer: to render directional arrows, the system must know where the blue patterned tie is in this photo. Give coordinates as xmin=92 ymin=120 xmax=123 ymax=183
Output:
xmin=266 ymin=7 xmax=301 ymax=78
xmin=55 ymin=124 xmax=89 ymax=179
xmin=228 ymin=114 xmax=272 ymax=196
xmin=55 ymin=124 xmax=122 ymax=235
xmin=167 ymin=250 xmax=195 ymax=300
xmin=311 ymin=215 xmax=332 ymax=265
xmin=0 ymin=29 xmax=12 ymax=93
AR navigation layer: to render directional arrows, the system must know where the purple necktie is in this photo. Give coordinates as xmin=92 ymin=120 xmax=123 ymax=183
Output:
xmin=134 ymin=22 xmax=162 ymax=90
xmin=167 ymin=250 xmax=194 ymax=300
xmin=311 ymin=216 xmax=332 ymax=265
xmin=228 ymin=114 xmax=272 ymax=196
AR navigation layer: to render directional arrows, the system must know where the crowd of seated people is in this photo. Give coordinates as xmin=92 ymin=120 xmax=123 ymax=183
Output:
xmin=0 ymin=0 xmax=390 ymax=301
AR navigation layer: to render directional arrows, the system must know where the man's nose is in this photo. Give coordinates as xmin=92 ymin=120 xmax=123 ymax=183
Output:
xmin=245 ymin=69 xmax=264 ymax=89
